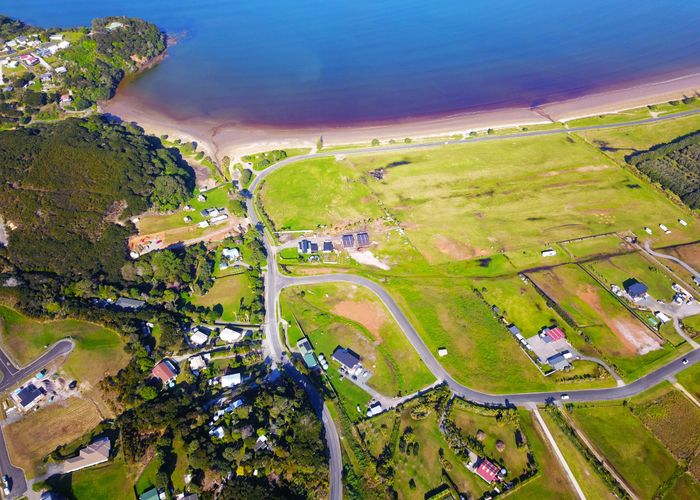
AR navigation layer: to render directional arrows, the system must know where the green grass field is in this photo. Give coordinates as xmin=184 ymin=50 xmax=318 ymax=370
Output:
xmin=575 ymin=112 xmax=700 ymax=163
xmin=0 ymin=305 xmax=129 ymax=386
xmin=538 ymin=409 xmax=615 ymax=499
xmin=677 ymin=363 xmax=700 ymax=400
xmin=564 ymin=107 xmax=652 ymax=128
xmin=569 ymin=402 xmax=679 ymax=498
xmin=71 ymin=455 xmax=134 ymax=500
xmin=262 ymin=134 xmax=696 ymax=266
xmin=281 ymin=283 xmax=435 ymax=397
xmin=560 ymin=234 xmax=631 ymax=260
xmin=191 ymin=272 xmax=253 ymax=322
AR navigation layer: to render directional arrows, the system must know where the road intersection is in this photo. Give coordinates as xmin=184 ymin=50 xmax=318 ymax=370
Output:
xmin=247 ymin=109 xmax=700 ymax=499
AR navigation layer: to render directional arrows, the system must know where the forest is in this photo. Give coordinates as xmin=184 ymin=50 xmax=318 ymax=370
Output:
xmin=0 ymin=116 xmax=193 ymax=278
xmin=627 ymin=130 xmax=700 ymax=209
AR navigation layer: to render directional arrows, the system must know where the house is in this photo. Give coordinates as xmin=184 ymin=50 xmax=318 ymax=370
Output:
xmin=189 ymin=354 xmax=209 ymax=372
xmin=438 ymin=347 xmax=448 ymax=357
xmin=220 ymin=327 xmax=244 ymax=343
xmin=114 ymin=297 xmax=145 ymax=310
xmin=623 ymin=279 xmax=648 ymax=299
xmin=541 ymin=249 xmax=557 ymax=257
xmin=197 ymin=220 xmax=209 ymax=228
xmin=221 ymin=373 xmax=242 ymax=388
xmin=310 ymin=242 xmax=319 ymax=253
xmin=139 ymin=488 xmax=164 ymax=500
xmin=49 ymin=34 xmax=64 ymax=41
xmin=152 ymin=360 xmax=178 ymax=385
xmin=254 ymin=434 xmax=268 ymax=452
xmin=210 ymin=214 xmax=228 ymax=224
xmin=58 ymin=437 xmax=111 ymax=473
xmin=356 ymin=232 xmax=370 ymax=246
xmin=323 ymin=241 xmax=334 ymax=252
xmin=106 ymin=21 xmax=125 ymax=30
xmin=15 ymin=384 xmax=45 ymax=410
xmin=546 ymin=353 xmax=570 ymax=371
xmin=19 ymin=53 xmax=39 ymax=66
xmin=475 ymin=458 xmax=501 ymax=483
xmin=543 ymin=326 xmax=565 ymax=341
xmin=298 ymin=239 xmax=312 ymax=254
xmin=189 ymin=330 xmax=208 ymax=346
xmin=197 ymin=194 xmax=207 ymax=202
xmin=40 ymin=72 xmax=52 ymax=82
xmin=201 ymin=207 xmax=219 ymax=218
xmin=209 ymin=426 xmax=225 ymax=439
xmin=222 ymin=248 xmax=240 ymax=260
xmin=297 ymin=339 xmax=318 ymax=369
xmin=60 ymin=93 xmax=72 ymax=104
xmin=654 ymin=311 xmax=671 ymax=324
xmin=341 ymin=234 xmax=355 ymax=248
xmin=57 ymin=40 xmax=70 ymax=49
xmin=367 ymin=402 xmax=382 ymax=417
xmin=507 ymin=324 xmax=521 ymax=336
xmin=332 ymin=347 xmax=361 ymax=371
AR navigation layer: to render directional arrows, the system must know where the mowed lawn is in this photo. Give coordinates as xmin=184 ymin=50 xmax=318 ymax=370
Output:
xmin=68 ymin=455 xmax=135 ymax=500
xmin=5 ymin=397 xmax=103 ymax=476
xmin=191 ymin=273 xmax=253 ymax=322
xmin=0 ymin=305 xmax=129 ymax=386
xmin=261 ymin=134 xmax=695 ymax=266
xmin=259 ymin=156 xmax=384 ymax=231
xmin=677 ymin=362 xmax=700 ymax=400
xmin=569 ymin=402 xmax=679 ymax=498
xmin=281 ymin=283 xmax=435 ymax=397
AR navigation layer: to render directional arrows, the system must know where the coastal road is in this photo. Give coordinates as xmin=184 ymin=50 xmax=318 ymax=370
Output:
xmin=246 ymin=108 xmax=700 ymax=499
xmin=0 ymin=339 xmax=73 ymax=500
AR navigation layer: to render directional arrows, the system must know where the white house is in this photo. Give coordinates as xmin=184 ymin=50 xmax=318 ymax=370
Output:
xmin=220 ymin=328 xmax=243 ymax=343
xmin=221 ymin=373 xmax=241 ymax=388
xmin=222 ymin=248 xmax=240 ymax=260
xmin=189 ymin=330 xmax=208 ymax=346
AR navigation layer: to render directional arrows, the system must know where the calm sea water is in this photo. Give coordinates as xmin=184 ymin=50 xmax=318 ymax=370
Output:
xmin=6 ymin=0 xmax=700 ymax=126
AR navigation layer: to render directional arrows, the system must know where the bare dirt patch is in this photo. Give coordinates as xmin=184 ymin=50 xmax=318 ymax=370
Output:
xmin=332 ymin=300 xmax=387 ymax=341
xmin=575 ymin=165 xmax=610 ymax=172
xmin=579 ymin=284 xmax=660 ymax=355
xmin=433 ymin=235 xmax=487 ymax=261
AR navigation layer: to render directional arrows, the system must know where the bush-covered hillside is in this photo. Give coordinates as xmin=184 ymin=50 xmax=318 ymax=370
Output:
xmin=0 ymin=116 xmax=193 ymax=278
xmin=62 ymin=17 xmax=166 ymax=105
xmin=627 ymin=131 xmax=700 ymax=209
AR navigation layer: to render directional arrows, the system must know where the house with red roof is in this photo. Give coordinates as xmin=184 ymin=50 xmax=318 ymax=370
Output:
xmin=545 ymin=327 xmax=565 ymax=342
xmin=152 ymin=360 xmax=178 ymax=385
xmin=475 ymin=458 xmax=501 ymax=484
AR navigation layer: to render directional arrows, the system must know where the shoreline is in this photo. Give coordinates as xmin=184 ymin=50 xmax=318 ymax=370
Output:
xmin=100 ymin=70 xmax=700 ymax=161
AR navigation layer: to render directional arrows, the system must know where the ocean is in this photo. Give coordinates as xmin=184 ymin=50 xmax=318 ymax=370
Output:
xmin=6 ymin=0 xmax=700 ymax=126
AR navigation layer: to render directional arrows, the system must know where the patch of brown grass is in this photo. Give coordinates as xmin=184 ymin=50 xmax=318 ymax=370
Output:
xmin=5 ymin=397 xmax=102 ymax=477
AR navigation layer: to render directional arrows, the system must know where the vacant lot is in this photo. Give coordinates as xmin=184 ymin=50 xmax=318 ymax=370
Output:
xmin=0 ymin=305 xmax=129 ymax=386
xmin=5 ymin=397 xmax=102 ymax=476
xmin=664 ymin=242 xmax=700 ymax=274
xmin=632 ymin=385 xmax=700 ymax=474
xmin=191 ymin=272 xmax=253 ymax=322
xmin=678 ymin=363 xmax=700 ymax=400
xmin=68 ymin=456 xmax=135 ymax=500
xmin=561 ymin=234 xmax=632 ymax=260
xmin=570 ymin=402 xmax=679 ymax=498
xmin=530 ymin=265 xmax=677 ymax=379
xmin=261 ymin=134 xmax=695 ymax=266
xmin=281 ymin=283 xmax=435 ymax=397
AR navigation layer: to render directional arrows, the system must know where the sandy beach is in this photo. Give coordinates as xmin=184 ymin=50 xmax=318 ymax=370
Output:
xmin=101 ymin=69 xmax=700 ymax=162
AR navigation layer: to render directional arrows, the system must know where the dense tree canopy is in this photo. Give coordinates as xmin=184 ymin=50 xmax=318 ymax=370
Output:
xmin=0 ymin=116 xmax=193 ymax=278
xmin=627 ymin=130 xmax=700 ymax=209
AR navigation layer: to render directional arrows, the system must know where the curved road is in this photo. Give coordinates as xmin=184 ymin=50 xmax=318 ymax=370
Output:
xmin=644 ymin=240 xmax=700 ymax=278
xmin=247 ymin=108 xmax=700 ymax=499
xmin=0 ymin=339 xmax=74 ymax=499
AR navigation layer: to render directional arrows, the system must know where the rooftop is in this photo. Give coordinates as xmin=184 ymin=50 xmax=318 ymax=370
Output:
xmin=152 ymin=360 xmax=177 ymax=384
xmin=475 ymin=458 xmax=500 ymax=483
xmin=332 ymin=347 xmax=361 ymax=369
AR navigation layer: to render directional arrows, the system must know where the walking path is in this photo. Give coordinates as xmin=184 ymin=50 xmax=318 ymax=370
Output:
xmin=529 ymin=405 xmax=586 ymax=500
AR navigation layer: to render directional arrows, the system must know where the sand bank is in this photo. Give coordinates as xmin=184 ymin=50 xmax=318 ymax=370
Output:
xmin=101 ymin=70 xmax=700 ymax=161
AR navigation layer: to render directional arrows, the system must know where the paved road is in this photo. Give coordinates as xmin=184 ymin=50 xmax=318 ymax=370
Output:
xmin=246 ymin=108 xmax=700 ymax=499
xmin=643 ymin=240 xmax=700 ymax=279
xmin=0 ymin=339 xmax=73 ymax=499
xmin=278 ymin=273 xmax=699 ymax=404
